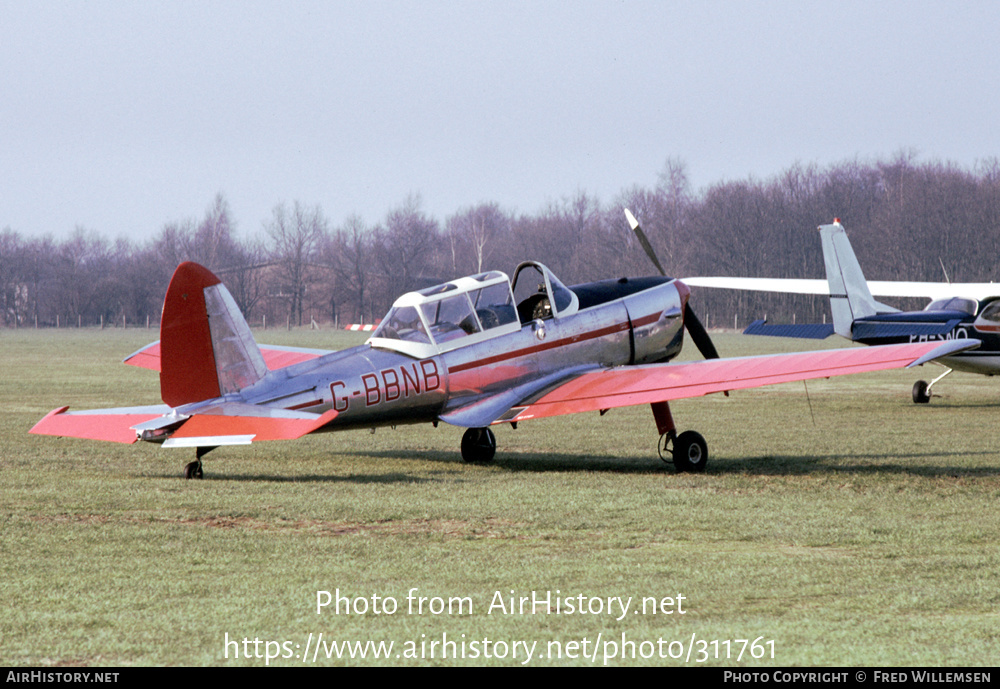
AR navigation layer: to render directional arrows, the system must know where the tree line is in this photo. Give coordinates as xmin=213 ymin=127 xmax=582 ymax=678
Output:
xmin=3 ymin=152 xmax=1000 ymax=331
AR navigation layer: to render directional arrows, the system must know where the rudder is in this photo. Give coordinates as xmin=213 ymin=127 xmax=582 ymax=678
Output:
xmin=160 ymin=262 xmax=267 ymax=407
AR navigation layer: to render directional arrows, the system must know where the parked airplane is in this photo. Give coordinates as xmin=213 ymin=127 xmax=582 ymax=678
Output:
xmin=30 ymin=212 xmax=977 ymax=476
xmin=685 ymin=219 xmax=1000 ymax=403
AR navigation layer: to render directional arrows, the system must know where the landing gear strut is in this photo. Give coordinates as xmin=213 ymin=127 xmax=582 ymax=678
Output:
xmin=651 ymin=400 xmax=708 ymax=473
xmin=461 ymin=427 xmax=496 ymax=464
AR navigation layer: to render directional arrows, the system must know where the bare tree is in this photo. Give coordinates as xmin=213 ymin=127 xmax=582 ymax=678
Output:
xmin=371 ymin=195 xmax=440 ymax=312
xmin=0 ymin=228 xmax=27 ymax=325
xmin=223 ymin=234 xmax=269 ymax=321
xmin=265 ymin=200 xmax=328 ymax=326
xmin=192 ymin=193 xmax=241 ymax=269
xmin=445 ymin=202 xmax=511 ymax=275
xmin=323 ymin=214 xmax=372 ymax=325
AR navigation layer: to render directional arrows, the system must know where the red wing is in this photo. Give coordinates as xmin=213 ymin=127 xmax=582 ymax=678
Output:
xmin=506 ymin=340 xmax=978 ymax=423
xmin=123 ymin=341 xmax=328 ymax=372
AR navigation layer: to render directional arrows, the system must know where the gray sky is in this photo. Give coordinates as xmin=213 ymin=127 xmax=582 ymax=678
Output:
xmin=4 ymin=0 xmax=1000 ymax=240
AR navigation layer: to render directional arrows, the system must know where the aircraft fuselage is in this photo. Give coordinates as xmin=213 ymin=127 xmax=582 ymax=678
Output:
xmin=852 ymin=309 xmax=1000 ymax=376
xmin=235 ymin=277 xmax=685 ymax=432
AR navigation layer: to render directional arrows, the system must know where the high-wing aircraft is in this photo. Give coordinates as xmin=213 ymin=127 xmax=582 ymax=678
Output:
xmin=30 ymin=212 xmax=977 ymax=477
xmin=685 ymin=219 xmax=1000 ymax=403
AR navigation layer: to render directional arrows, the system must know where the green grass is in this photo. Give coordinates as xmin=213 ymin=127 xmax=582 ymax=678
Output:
xmin=1 ymin=329 xmax=998 ymax=666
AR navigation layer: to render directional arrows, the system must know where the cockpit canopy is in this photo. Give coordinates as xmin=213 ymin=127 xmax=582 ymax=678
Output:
xmin=369 ymin=270 xmax=520 ymax=357
xmin=974 ymin=298 xmax=1000 ymax=332
xmin=925 ymin=297 xmax=978 ymax=315
xmin=510 ymin=261 xmax=579 ymax=322
xmin=369 ymin=262 xmax=579 ymax=358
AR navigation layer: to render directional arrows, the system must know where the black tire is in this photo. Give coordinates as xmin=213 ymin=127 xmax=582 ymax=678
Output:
xmin=461 ymin=427 xmax=496 ymax=464
xmin=672 ymin=430 xmax=708 ymax=473
xmin=912 ymin=380 xmax=931 ymax=404
xmin=184 ymin=460 xmax=204 ymax=479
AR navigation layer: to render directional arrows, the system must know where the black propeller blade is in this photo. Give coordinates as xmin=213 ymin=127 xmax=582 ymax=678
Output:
xmin=624 ymin=208 xmax=720 ymax=360
xmin=624 ymin=209 xmax=666 ymax=277
xmin=682 ymin=302 xmax=720 ymax=360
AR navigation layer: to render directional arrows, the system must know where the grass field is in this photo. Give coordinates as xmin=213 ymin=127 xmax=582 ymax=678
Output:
xmin=2 ymin=328 xmax=998 ymax=666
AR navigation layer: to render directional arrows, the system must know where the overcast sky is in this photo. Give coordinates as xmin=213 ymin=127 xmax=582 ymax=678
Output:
xmin=4 ymin=0 xmax=1000 ymax=240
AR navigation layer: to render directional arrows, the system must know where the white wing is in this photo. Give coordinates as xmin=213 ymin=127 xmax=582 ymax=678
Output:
xmin=684 ymin=277 xmax=999 ymax=302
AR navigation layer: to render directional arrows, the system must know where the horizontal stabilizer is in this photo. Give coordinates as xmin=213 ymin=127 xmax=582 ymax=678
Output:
xmin=124 ymin=341 xmax=330 ymax=372
xmin=31 ymin=402 xmax=337 ymax=447
xmin=30 ymin=405 xmax=171 ymax=444
xmin=851 ymin=319 xmax=962 ymax=340
xmin=163 ymin=406 xmax=338 ymax=447
xmin=743 ymin=319 xmax=835 ymax=339
xmin=122 ymin=342 xmax=163 ymax=370
xmin=258 ymin=345 xmax=332 ymax=370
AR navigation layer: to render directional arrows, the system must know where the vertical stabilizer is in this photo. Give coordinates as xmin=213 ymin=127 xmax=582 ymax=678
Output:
xmin=818 ymin=221 xmax=880 ymax=338
xmin=160 ymin=262 xmax=267 ymax=407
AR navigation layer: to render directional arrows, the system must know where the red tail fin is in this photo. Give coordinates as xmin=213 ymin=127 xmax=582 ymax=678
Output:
xmin=160 ymin=262 xmax=266 ymax=407
xmin=160 ymin=263 xmax=224 ymax=406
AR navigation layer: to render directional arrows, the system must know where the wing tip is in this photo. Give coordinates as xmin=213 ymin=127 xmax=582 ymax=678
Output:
xmin=905 ymin=338 xmax=981 ymax=368
xmin=29 ymin=406 xmax=71 ymax=434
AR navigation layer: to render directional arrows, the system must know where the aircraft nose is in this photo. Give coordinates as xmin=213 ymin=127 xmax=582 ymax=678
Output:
xmin=674 ymin=278 xmax=691 ymax=308
xmin=675 ymin=278 xmax=719 ymax=360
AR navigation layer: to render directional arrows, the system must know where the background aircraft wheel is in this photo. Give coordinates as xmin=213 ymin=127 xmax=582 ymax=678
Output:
xmin=672 ymin=430 xmax=708 ymax=473
xmin=461 ymin=427 xmax=496 ymax=464
xmin=912 ymin=380 xmax=931 ymax=404
xmin=184 ymin=460 xmax=204 ymax=479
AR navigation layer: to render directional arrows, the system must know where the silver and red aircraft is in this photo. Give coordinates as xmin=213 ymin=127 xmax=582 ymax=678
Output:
xmin=30 ymin=211 xmax=977 ymax=477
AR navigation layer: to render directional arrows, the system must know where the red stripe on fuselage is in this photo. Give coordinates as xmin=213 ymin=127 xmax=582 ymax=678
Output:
xmin=449 ymin=312 xmax=661 ymax=374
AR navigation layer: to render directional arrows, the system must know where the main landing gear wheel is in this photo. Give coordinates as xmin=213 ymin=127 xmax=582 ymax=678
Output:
xmin=461 ymin=427 xmax=496 ymax=464
xmin=659 ymin=430 xmax=708 ymax=473
xmin=184 ymin=460 xmax=204 ymax=479
xmin=912 ymin=380 xmax=931 ymax=404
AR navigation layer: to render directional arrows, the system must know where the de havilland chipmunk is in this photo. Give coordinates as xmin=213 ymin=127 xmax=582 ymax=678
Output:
xmin=30 ymin=211 xmax=978 ymax=477
xmin=685 ymin=219 xmax=1000 ymax=403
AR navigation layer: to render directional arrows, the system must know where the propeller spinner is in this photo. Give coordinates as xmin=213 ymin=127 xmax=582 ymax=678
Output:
xmin=624 ymin=209 xmax=719 ymax=360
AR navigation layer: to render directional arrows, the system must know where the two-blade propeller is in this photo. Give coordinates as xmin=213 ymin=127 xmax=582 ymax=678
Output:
xmin=624 ymin=209 xmax=719 ymax=360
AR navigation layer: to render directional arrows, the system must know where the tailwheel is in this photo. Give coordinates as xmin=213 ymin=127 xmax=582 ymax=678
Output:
xmin=461 ymin=427 xmax=496 ymax=464
xmin=659 ymin=430 xmax=708 ymax=473
xmin=183 ymin=459 xmax=204 ymax=479
xmin=184 ymin=446 xmax=215 ymax=478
